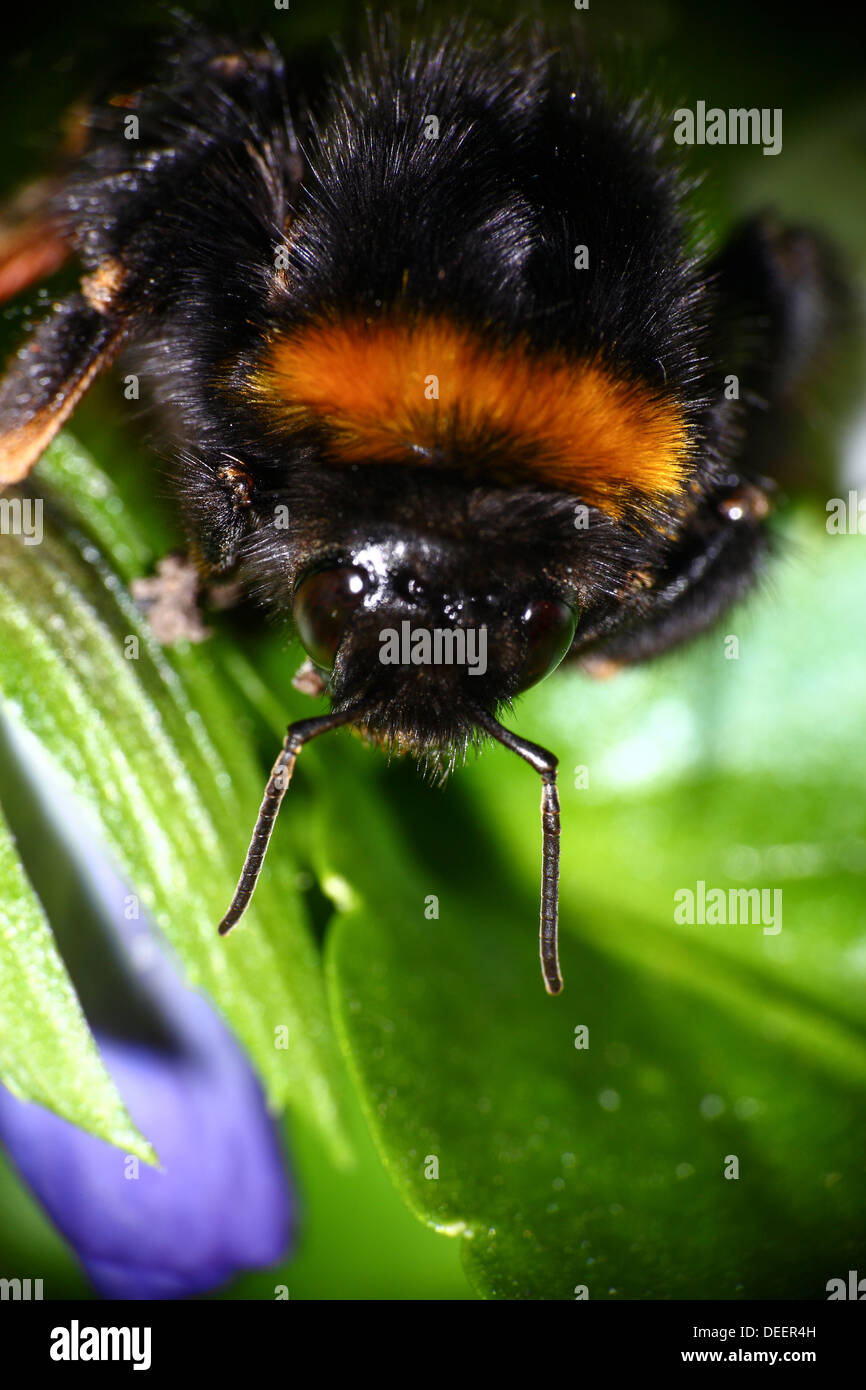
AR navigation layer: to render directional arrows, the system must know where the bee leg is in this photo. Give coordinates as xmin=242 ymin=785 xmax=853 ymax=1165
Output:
xmin=706 ymin=214 xmax=852 ymax=490
xmin=0 ymin=179 xmax=69 ymax=305
xmin=578 ymin=482 xmax=772 ymax=670
xmin=0 ymin=290 xmax=127 ymax=485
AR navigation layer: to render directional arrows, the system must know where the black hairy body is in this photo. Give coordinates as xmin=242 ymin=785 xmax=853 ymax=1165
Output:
xmin=0 ymin=18 xmax=845 ymax=992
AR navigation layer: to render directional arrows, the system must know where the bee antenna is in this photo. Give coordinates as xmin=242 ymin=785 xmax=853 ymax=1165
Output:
xmin=473 ymin=708 xmax=564 ymax=995
xmin=218 ymin=707 xmax=359 ymax=937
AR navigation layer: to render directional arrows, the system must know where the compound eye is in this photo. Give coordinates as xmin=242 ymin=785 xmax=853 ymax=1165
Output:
xmin=514 ymin=598 xmax=577 ymax=694
xmin=293 ymin=565 xmax=370 ymax=670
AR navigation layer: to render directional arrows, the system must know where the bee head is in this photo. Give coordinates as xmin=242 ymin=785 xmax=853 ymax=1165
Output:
xmin=290 ymin=532 xmax=577 ymax=758
xmin=222 ymin=520 xmax=571 ymax=994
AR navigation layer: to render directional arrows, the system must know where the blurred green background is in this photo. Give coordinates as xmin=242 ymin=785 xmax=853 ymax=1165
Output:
xmin=0 ymin=0 xmax=863 ymax=1300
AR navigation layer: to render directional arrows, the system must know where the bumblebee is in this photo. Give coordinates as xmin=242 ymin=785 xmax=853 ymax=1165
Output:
xmin=0 ymin=21 xmax=845 ymax=993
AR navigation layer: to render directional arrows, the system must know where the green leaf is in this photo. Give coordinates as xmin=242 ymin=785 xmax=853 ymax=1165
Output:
xmin=318 ymin=511 xmax=866 ymax=1298
xmin=0 ymin=436 xmax=350 ymax=1161
xmin=0 ymin=801 xmax=153 ymax=1161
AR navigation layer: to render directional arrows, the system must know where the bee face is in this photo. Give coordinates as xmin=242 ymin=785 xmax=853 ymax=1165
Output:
xmin=0 ymin=20 xmax=846 ymax=992
xmin=290 ymin=531 xmax=578 ymax=750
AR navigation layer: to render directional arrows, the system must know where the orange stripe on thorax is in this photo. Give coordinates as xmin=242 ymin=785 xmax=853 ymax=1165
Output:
xmin=254 ymin=313 xmax=691 ymax=515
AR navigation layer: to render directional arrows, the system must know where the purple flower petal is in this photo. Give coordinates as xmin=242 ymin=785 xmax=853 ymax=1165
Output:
xmin=0 ymin=1024 xmax=292 ymax=1298
xmin=0 ymin=722 xmax=293 ymax=1299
